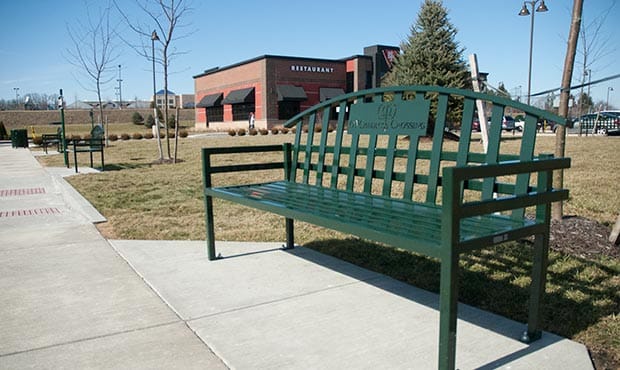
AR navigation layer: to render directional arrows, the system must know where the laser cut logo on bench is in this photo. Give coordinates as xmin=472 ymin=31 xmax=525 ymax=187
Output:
xmin=348 ymin=97 xmax=430 ymax=136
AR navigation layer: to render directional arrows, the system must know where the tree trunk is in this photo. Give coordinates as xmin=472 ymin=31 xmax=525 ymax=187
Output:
xmin=553 ymin=0 xmax=583 ymax=221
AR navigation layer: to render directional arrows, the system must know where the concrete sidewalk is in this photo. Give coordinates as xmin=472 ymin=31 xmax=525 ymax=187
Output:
xmin=0 ymin=145 xmax=594 ymax=369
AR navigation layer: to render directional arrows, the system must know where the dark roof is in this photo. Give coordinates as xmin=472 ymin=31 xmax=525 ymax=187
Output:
xmin=319 ymin=87 xmax=345 ymax=102
xmin=276 ymin=85 xmax=307 ymax=101
xmin=221 ymin=87 xmax=255 ymax=104
xmin=155 ymin=89 xmax=175 ymax=95
xmin=196 ymin=93 xmax=223 ymax=108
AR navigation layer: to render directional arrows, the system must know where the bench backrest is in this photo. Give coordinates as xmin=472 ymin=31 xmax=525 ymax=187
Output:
xmin=283 ymin=85 xmax=565 ymax=216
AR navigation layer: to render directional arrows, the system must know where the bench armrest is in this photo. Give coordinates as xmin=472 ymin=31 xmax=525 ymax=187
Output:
xmin=202 ymin=144 xmax=291 ymax=187
xmin=442 ymin=157 xmax=570 ymax=219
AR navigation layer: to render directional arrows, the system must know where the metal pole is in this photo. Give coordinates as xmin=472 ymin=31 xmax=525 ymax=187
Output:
xmin=526 ymin=3 xmax=535 ymax=105
xmin=117 ymin=64 xmax=123 ymax=109
xmin=59 ymin=89 xmax=68 ymax=167
xmin=607 ymin=87 xmax=613 ymax=110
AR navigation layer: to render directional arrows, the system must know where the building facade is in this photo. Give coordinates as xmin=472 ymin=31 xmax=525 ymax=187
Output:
xmin=193 ymin=45 xmax=399 ymax=130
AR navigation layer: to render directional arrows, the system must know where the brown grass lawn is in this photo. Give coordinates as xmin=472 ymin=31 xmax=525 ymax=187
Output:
xmin=35 ymin=133 xmax=620 ymax=369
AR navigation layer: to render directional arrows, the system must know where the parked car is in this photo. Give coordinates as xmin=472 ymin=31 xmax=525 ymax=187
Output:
xmin=472 ymin=117 xmax=481 ymax=132
xmin=472 ymin=115 xmax=515 ymax=132
xmin=501 ymin=115 xmax=516 ymax=131
xmin=568 ymin=112 xmax=620 ymax=135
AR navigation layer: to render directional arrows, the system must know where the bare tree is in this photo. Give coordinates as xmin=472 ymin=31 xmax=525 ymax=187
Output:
xmin=115 ymin=0 xmax=193 ymax=162
xmin=553 ymin=0 xmax=583 ymax=221
xmin=575 ymin=1 xmax=616 ymax=116
xmin=65 ymin=1 xmax=120 ymax=125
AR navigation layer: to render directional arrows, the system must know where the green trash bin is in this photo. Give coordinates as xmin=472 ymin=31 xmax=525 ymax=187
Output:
xmin=10 ymin=129 xmax=28 ymax=148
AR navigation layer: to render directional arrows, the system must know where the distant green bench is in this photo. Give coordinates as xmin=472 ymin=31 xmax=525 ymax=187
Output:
xmin=41 ymin=127 xmax=62 ymax=154
xmin=201 ymin=85 xmax=570 ymax=370
xmin=68 ymin=125 xmax=105 ymax=173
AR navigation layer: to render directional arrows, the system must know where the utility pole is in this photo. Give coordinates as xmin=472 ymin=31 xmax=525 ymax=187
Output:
xmin=117 ymin=64 xmax=123 ymax=109
xmin=553 ymin=0 xmax=583 ymax=221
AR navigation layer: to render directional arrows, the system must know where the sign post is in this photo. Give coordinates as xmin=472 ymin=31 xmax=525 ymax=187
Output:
xmin=58 ymin=89 xmax=68 ymax=167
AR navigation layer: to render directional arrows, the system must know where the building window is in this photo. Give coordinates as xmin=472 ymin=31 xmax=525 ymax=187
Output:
xmin=232 ymin=102 xmax=255 ymax=121
xmin=278 ymin=101 xmax=300 ymax=120
xmin=206 ymin=105 xmax=223 ymax=123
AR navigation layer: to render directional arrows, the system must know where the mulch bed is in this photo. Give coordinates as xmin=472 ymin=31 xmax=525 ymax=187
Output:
xmin=550 ymin=216 xmax=619 ymax=259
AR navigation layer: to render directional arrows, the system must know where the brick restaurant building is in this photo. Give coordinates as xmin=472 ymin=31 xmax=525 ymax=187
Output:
xmin=193 ymin=45 xmax=399 ymax=130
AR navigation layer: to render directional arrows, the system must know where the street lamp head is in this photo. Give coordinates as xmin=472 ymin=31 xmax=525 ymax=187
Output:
xmin=518 ymin=3 xmax=530 ymax=16
xmin=151 ymin=30 xmax=159 ymax=41
xmin=536 ymin=0 xmax=548 ymax=12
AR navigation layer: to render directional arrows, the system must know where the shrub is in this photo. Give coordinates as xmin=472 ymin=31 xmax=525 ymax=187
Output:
xmin=132 ymin=133 xmax=143 ymax=140
xmin=291 ymin=127 xmax=297 ymax=134
xmin=314 ymin=125 xmax=322 ymax=133
xmin=167 ymin=131 xmax=175 ymax=139
xmin=108 ymin=134 xmax=118 ymax=141
xmin=132 ymin=112 xmax=144 ymax=125
xmin=237 ymin=128 xmax=246 ymax=136
xmin=281 ymin=127 xmax=289 ymax=134
xmin=259 ymin=128 xmax=269 ymax=135
xmin=167 ymin=114 xmax=176 ymax=128
xmin=32 ymin=136 xmax=43 ymax=145
xmin=120 ymin=133 xmax=130 ymax=140
xmin=0 ymin=121 xmax=7 ymax=140
xmin=144 ymin=132 xmax=154 ymax=139
xmin=70 ymin=134 xmax=81 ymax=142
xmin=145 ymin=114 xmax=155 ymax=128
xmin=179 ymin=130 xmax=188 ymax=138
xmin=249 ymin=128 xmax=258 ymax=136
xmin=83 ymin=134 xmax=92 ymax=141
xmin=228 ymin=129 xmax=236 ymax=136
xmin=271 ymin=128 xmax=279 ymax=135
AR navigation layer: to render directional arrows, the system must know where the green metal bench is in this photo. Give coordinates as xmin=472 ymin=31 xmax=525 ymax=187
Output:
xmin=68 ymin=125 xmax=105 ymax=173
xmin=41 ymin=127 xmax=62 ymax=154
xmin=201 ymin=85 xmax=570 ymax=370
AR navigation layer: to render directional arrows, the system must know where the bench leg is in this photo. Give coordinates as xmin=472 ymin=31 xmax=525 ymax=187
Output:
xmin=89 ymin=151 xmax=93 ymax=168
xmin=438 ymin=252 xmax=459 ymax=370
xmin=101 ymin=150 xmax=104 ymax=171
xmin=204 ymin=195 xmax=218 ymax=260
xmin=521 ymin=232 xmax=549 ymax=343
xmin=73 ymin=150 xmax=79 ymax=173
xmin=284 ymin=218 xmax=294 ymax=249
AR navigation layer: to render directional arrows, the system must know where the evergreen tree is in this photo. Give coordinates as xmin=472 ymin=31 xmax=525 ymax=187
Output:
xmin=384 ymin=0 xmax=470 ymax=130
xmin=384 ymin=0 xmax=469 ymax=89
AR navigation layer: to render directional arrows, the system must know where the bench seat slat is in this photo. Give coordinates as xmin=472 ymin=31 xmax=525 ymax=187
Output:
xmin=206 ymin=181 xmax=533 ymax=258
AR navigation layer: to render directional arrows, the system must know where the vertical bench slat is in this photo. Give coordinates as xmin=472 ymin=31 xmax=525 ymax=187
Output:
xmin=302 ymin=113 xmax=317 ymax=184
xmin=456 ymin=98 xmax=476 ymax=167
xmin=403 ymin=135 xmax=421 ymax=200
xmin=316 ymin=106 xmax=332 ymax=186
xmin=512 ymin=113 xmax=539 ymax=219
xmin=330 ymin=101 xmax=348 ymax=189
xmin=290 ymin=119 xmax=304 ymax=181
xmin=482 ymin=104 xmax=506 ymax=200
xmin=382 ymin=134 xmax=399 ymax=197
xmin=426 ymin=93 xmax=449 ymax=204
xmin=363 ymin=134 xmax=378 ymax=193
xmin=346 ymin=131 xmax=361 ymax=192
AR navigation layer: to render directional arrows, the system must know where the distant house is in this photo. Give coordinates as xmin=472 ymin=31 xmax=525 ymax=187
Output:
xmin=154 ymin=89 xmax=176 ymax=109
xmin=67 ymin=101 xmax=94 ymax=110
xmin=152 ymin=90 xmax=194 ymax=109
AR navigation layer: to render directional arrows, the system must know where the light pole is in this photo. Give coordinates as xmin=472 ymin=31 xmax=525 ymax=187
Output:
xmin=519 ymin=0 xmax=548 ymax=105
xmin=151 ymin=30 xmax=163 ymax=160
xmin=117 ymin=64 xmax=123 ymax=109
xmin=13 ymin=87 xmax=19 ymax=107
xmin=607 ymin=87 xmax=614 ymax=110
